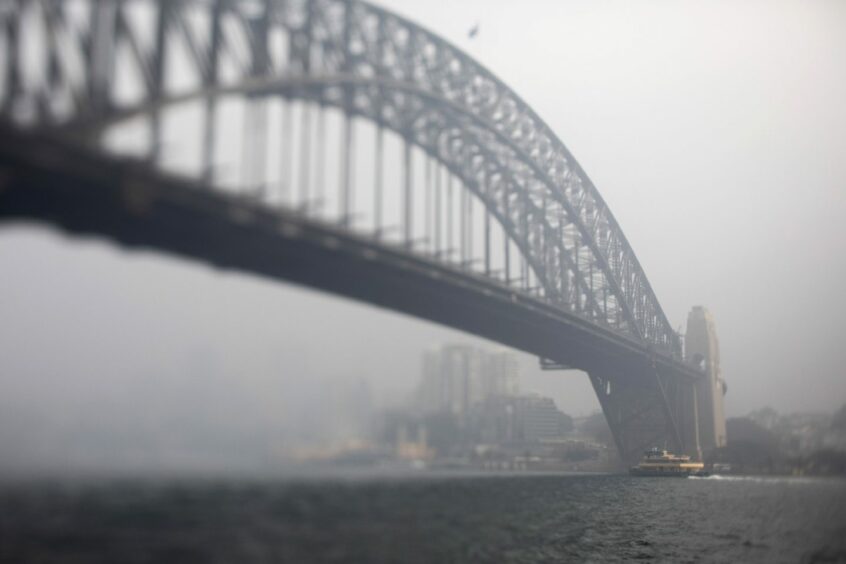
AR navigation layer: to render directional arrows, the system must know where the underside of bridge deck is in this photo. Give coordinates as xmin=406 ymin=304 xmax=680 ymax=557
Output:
xmin=2 ymin=126 xmax=708 ymax=467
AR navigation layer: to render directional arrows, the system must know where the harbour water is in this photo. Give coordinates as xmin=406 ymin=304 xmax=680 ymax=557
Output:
xmin=2 ymin=472 xmax=845 ymax=563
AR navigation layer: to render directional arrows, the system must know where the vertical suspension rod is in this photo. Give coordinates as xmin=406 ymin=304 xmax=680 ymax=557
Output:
xmin=88 ymin=0 xmax=117 ymax=116
xmin=149 ymin=1 xmax=168 ymax=163
xmin=2 ymin=2 xmax=21 ymax=115
xmin=503 ymin=184 xmax=510 ymax=284
xmin=374 ymin=125 xmax=384 ymax=238
xmin=484 ymin=187 xmax=491 ymax=275
xmin=403 ymin=138 xmax=412 ymax=246
xmin=574 ymin=238 xmax=580 ymax=310
xmin=280 ymin=100 xmax=293 ymax=205
xmin=559 ymin=210 xmax=568 ymax=305
xmin=434 ymin=163 xmax=441 ymax=256
xmin=446 ymin=173 xmax=453 ymax=260
xmin=467 ymin=186 xmax=474 ymax=268
xmin=248 ymin=0 xmax=269 ymax=197
xmin=340 ymin=0 xmax=353 ymax=226
xmin=425 ymin=157 xmax=432 ymax=252
xmin=460 ymin=181 xmax=467 ymax=264
xmin=314 ymin=102 xmax=326 ymax=214
xmin=202 ymin=0 xmax=222 ymax=184
xmin=521 ymin=204 xmax=529 ymax=290
xmin=299 ymin=103 xmax=312 ymax=207
xmin=340 ymin=111 xmax=354 ymax=226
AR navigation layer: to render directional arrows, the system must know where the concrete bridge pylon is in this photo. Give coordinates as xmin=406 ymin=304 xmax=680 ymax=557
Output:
xmin=684 ymin=306 xmax=728 ymax=460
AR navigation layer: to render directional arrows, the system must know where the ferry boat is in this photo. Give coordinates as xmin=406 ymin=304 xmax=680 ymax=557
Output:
xmin=629 ymin=448 xmax=706 ymax=477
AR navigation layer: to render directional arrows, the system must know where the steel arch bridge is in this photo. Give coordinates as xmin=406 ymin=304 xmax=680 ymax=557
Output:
xmin=0 ymin=0 xmax=710 ymax=464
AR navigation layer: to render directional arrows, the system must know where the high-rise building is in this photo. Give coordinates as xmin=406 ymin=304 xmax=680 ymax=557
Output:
xmin=419 ymin=345 xmax=520 ymax=416
xmin=513 ymin=395 xmax=564 ymax=442
xmin=471 ymin=394 xmax=570 ymax=444
xmin=483 ymin=350 xmax=520 ymax=398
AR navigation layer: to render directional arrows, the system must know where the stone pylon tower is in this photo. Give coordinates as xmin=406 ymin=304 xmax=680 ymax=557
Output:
xmin=685 ymin=306 xmax=727 ymax=454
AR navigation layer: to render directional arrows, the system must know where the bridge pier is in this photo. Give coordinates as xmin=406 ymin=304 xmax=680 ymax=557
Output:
xmin=685 ymin=307 xmax=727 ymax=456
xmin=589 ymin=307 xmax=728 ymax=467
xmin=589 ymin=365 xmax=691 ymax=466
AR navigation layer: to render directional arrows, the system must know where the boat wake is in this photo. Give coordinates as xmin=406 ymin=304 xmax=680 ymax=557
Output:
xmin=689 ymin=474 xmax=831 ymax=485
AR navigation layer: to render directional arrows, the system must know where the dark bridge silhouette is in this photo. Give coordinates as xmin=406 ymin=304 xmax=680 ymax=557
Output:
xmin=0 ymin=0 xmax=720 ymax=464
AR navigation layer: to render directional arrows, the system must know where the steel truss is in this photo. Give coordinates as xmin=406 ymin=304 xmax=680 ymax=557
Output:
xmin=0 ymin=0 xmax=705 ymax=461
xmin=0 ymin=0 xmax=681 ymax=353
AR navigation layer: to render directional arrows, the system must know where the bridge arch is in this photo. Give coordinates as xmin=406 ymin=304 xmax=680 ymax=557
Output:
xmin=0 ymin=0 xmax=679 ymax=354
xmin=0 ymin=0 xmax=725 ymax=465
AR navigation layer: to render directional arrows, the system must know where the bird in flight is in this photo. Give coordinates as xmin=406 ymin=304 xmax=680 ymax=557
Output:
xmin=468 ymin=22 xmax=480 ymax=39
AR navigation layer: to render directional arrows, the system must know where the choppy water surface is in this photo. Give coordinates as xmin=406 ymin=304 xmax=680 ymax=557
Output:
xmin=1 ymin=472 xmax=845 ymax=563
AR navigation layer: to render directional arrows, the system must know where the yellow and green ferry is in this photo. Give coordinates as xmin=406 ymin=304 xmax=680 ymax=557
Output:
xmin=629 ymin=448 xmax=707 ymax=477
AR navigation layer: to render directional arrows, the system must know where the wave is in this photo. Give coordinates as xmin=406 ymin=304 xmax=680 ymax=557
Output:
xmin=689 ymin=474 xmax=842 ymax=485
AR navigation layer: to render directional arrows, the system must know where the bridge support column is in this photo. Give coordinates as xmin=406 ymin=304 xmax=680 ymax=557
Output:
xmin=589 ymin=363 xmax=697 ymax=466
xmin=685 ymin=306 xmax=727 ymax=457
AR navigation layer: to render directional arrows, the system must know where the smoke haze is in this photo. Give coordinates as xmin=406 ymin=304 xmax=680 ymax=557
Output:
xmin=1 ymin=0 xmax=845 ymax=474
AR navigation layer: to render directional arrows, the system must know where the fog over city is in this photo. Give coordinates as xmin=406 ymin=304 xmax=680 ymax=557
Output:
xmin=1 ymin=0 xmax=845 ymax=475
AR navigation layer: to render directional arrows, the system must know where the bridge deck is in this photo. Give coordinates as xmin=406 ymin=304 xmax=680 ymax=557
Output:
xmin=0 ymin=127 xmax=700 ymax=384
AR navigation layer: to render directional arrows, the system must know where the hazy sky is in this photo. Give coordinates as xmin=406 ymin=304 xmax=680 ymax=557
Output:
xmin=1 ymin=0 xmax=845 ymax=472
xmin=370 ymin=0 xmax=846 ymax=413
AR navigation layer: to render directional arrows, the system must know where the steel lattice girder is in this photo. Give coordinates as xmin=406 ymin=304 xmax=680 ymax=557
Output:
xmin=0 ymin=0 xmax=681 ymax=356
